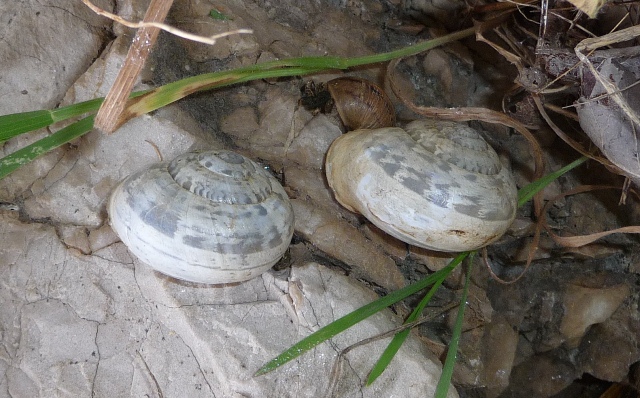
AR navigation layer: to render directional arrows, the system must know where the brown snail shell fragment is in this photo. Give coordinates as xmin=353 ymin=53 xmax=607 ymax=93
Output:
xmin=326 ymin=77 xmax=396 ymax=130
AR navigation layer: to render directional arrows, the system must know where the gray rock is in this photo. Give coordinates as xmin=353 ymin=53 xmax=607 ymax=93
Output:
xmin=0 ymin=211 xmax=455 ymax=396
xmin=0 ymin=1 xmax=456 ymax=396
xmin=0 ymin=0 xmax=112 ymax=114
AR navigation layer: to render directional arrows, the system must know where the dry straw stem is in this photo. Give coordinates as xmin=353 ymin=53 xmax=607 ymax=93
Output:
xmin=92 ymin=0 xmax=174 ymax=133
xmin=532 ymin=15 xmax=640 ymax=186
xmin=81 ymin=0 xmax=252 ymax=45
xmin=540 ymin=185 xmax=640 ymax=247
xmin=82 ymin=0 xmax=251 ymax=133
xmin=476 ymin=13 xmax=640 ymax=277
xmin=477 ymin=5 xmax=631 ymax=180
xmin=566 ymin=0 xmax=608 ymax=18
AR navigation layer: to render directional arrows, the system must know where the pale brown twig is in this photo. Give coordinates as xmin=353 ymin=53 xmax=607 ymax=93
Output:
xmin=93 ymin=0 xmax=175 ymax=133
xmin=84 ymin=0 xmax=252 ymax=133
xmin=81 ymin=0 xmax=252 ymax=46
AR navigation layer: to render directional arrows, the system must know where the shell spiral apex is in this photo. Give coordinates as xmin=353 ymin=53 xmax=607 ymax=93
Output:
xmin=108 ymin=150 xmax=294 ymax=284
xmin=325 ymin=120 xmax=517 ymax=252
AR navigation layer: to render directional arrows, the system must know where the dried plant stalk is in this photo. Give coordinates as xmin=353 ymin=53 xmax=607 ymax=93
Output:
xmin=94 ymin=0 xmax=174 ymax=133
xmin=81 ymin=0 xmax=251 ymax=46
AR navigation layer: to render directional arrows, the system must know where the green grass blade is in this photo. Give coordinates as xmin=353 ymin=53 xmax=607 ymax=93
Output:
xmin=0 ymin=27 xmax=475 ymax=175
xmin=125 ymin=27 xmax=476 ymax=117
xmin=0 ymin=92 xmax=151 ymax=143
xmin=0 ymin=98 xmax=103 ymax=142
xmin=366 ymin=253 xmax=464 ymax=385
xmin=0 ymin=110 xmax=56 ymax=143
xmin=517 ymin=156 xmax=588 ymax=207
xmin=49 ymin=90 xmax=147 ymax=122
xmin=365 ymin=157 xmax=590 ymax=386
xmin=434 ymin=254 xmax=474 ymax=398
xmin=0 ymin=116 xmax=95 ymax=180
xmin=50 ymin=97 xmax=105 ymax=122
xmin=263 ymin=26 xmax=475 ymax=70
xmin=125 ymin=67 xmax=328 ymax=117
xmin=255 ymin=252 xmax=468 ymax=377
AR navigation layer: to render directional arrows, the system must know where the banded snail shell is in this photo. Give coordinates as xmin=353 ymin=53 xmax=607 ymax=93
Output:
xmin=325 ymin=119 xmax=517 ymax=252
xmin=108 ymin=150 xmax=294 ymax=284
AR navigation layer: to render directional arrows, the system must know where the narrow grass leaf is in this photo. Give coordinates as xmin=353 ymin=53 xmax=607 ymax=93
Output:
xmin=119 ymin=27 xmax=476 ymax=126
xmin=255 ymin=252 xmax=468 ymax=377
xmin=50 ymin=90 xmax=148 ymax=123
xmin=51 ymin=97 xmax=105 ymax=122
xmin=367 ymin=157 xmax=589 ymax=385
xmin=0 ymin=116 xmax=95 ymax=180
xmin=366 ymin=253 xmax=467 ymax=385
xmin=121 ymin=67 xmax=327 ymax=122
xmin=0 ymin=92 xmax=150 ymax=143
xmin=0 ymin=99 xmax=104 ymax=142
xmin=0 ymin=111 xmax=55 ymax=143
xmin=434 ymin=255 xmax=474 ymax=398
xmin=517 ymin=156 xmax=588 ymax=207
xmin=0 ymin=28 xmax=475 ymax=173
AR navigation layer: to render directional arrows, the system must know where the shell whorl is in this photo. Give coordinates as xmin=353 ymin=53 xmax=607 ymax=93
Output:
xmin=168 ymin=151 xmax=273 ymax=204
xmin=405 ymin=120 xmax=502 ymax=175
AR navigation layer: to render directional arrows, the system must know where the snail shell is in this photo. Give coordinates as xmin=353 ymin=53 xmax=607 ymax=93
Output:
xmin=108 ymin=150 xmax=294 ymax=284
xmin=325 ymin=119 xmax=517 ymax=252
xmin=326 ymin=77 xmax=396 ymax=130
xmin=327 ymin=77 xmax=396 ymax=130
xmin=299 ymin=77 xmax=395 ymax=130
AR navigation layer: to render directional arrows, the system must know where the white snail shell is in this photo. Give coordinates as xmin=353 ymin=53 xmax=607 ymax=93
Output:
xmin=325 ymin=119 xmax=517 ymax=252
xmin=108 ymin=150 xmax=294 ymax=284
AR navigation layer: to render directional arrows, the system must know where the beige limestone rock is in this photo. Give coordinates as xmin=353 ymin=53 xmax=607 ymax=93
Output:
xmin=291 ymin=197 xmax=405 ymax=290
xmin=11 ymin=34 xmax=212 ymax=226
xmin=0 ymin=211 xmax=455 ymax=397
xmin=482 ymin=315 xmax=519 ymax=398
xmin=0 ymin=0 xmax=112 ymax=114
xmin=560 ymin=283 xmax=630 ymax=346
xmin=286 ymin=114 xmax=342 ymax=170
